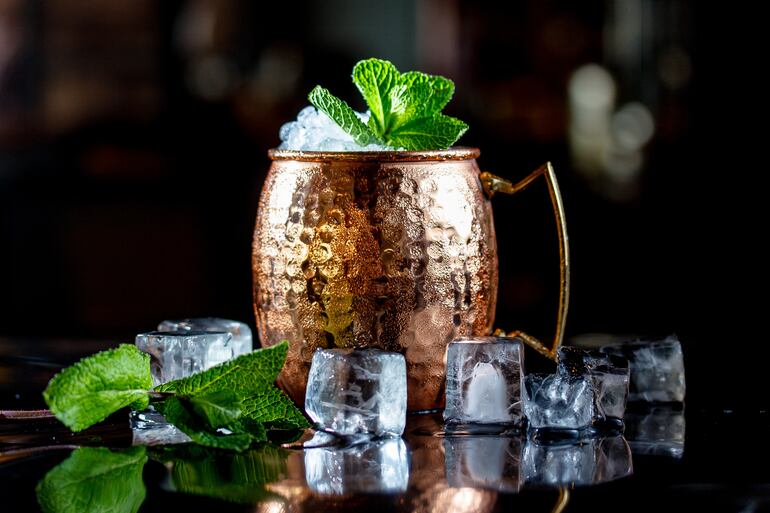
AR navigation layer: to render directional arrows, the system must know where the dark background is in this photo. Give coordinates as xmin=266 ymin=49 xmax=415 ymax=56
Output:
xmin=0 ymin=1 xmax=762 ymax=409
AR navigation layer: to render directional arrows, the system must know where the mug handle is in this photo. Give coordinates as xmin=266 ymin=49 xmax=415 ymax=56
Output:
xmin=479 ymin=162 xmax=570 ymax=361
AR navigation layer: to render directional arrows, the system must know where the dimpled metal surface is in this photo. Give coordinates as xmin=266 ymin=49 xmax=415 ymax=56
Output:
xmin=253 ymin=148 xmax=497 ymax=411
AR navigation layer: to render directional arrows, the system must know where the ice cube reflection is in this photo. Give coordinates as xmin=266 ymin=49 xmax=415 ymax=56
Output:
xmin=304 ymin=437 xmax=410 ymax=495
xmin=444 ymin=436 xmax=522 ymax=492
xmin=522 ymin=436 xmax=633 ymax=487
xmin=624 ymin=407 xmax=685 ymax=457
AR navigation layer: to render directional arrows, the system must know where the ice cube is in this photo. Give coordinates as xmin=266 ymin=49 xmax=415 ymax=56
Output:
xmin=304 ymin=438 xmax=409 ymax=495
xmin=135 ymin=330 xmax=231 ymax=386
xmin=129 ymin=406 xmax=192 ymax=446
xmin=522 ymin=436 xmax=633 ymax=487
xmin=624 ymin=407 xmax=685 ymax=458
xmin=305 ymin=348 xmax=407 ymax=436
xmin=444 ymin=436 xmax=522 ymax=492
xmin=557 ymin=346 xmax=629 ymax=426
xmin=444 ymin=337 xmax=524 ymax=425
xmin=523 ymin=373 xmax=594 ymax=432
xmin=157 ymin=317 xmax=253 ymax=358
xmin=601 ymin=335 xmax=685 ymax=403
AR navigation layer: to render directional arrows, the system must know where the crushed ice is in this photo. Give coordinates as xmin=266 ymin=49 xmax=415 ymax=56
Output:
xmin=278 ymin=106 xmax=397 ymax=151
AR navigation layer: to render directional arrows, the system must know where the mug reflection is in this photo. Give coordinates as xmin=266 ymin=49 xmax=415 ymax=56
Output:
xmin=304 ymin=437 xmax=409 ymax=495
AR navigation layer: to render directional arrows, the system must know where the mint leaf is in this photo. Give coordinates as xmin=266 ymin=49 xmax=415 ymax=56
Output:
xmin=43 ymin=344 xmax=152 ymax=432
xmin=36 ymin=447 xmax=147 ymax=513
xmin=241 ymin=386 xmax=308 ymax=430
xmin=188 ymin=390 xmax=243 ymax=429
xmin=308 ymin=86 xmax=379 ymax=146
xmin=352 ymin=58 xmax=399 ymax=135
xmin=158 ymin=396 xmax=261 ymax=451
xmin=388 ymin=114 xmax=469 ymax=151
xmin=399 ymin=71 xmax=455 ymax=116
xmin=388 ymin=82 xmax=434 ymax=131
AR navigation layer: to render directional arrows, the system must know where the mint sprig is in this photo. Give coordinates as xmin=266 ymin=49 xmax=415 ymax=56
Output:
xmin=42 ymin=341 xmax=308 ymax=451
xmin=308 ymin=57 xmax=468 ymax=151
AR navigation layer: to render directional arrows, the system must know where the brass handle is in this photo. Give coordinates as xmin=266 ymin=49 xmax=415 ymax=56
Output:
xmin=480 ymin=162 xmax=570 ymax=361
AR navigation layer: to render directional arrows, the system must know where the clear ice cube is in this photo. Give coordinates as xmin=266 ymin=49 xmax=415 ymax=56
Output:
xmin=557 ymin=346 xmax=629 ymax=423
xmin=522 ymin=436 xmax=633 ymax=487
xmin=523 ymin=373 xmax=594 ymax=431
xmin=601 ymin=335 xmax=685 ymax=403
xmin=135 ymin=330 xmax=231 ymax=386
xmin=444 ymin=436 xmax=522 ymax=492
xmin=129 ymin=406 xmax=192 ymax=446
xmin=305 ymin=348 xmax=407 ymax=436
xmin=444 ymin=337 xmax=524 ymax=425
xmin=158 ymin=317 xmax=252 ymax=358
xmin=304 ymin=438 xmax=409 ymax=495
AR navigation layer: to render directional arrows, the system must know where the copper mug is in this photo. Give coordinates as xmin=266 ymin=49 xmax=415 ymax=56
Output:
xmin=252 ymin=147 xmax=569 ymax=411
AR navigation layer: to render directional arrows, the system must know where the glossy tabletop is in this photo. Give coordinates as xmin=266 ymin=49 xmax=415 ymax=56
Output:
xmin=1 ymin=338 xmax=769 ymax=513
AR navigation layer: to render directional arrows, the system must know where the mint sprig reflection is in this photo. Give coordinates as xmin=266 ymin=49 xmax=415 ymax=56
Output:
xmin=36 ymin=445 xmax=291 ymax=513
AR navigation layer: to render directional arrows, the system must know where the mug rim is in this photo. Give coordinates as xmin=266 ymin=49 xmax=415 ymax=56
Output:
xmin=268 ymin=146 xmax=480 ymax=162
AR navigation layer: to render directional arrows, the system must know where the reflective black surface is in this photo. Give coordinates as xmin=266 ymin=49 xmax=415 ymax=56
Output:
xmin=2 ymin=342 xmax=770 ymax=512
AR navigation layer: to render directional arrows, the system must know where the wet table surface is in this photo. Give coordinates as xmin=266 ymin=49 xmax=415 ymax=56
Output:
xmin=1 ymin=338 xmax=770 ymax=513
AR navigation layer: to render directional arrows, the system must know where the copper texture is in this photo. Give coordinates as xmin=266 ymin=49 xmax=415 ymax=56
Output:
xmin=253 ymin=148 xmax=569 ymax=411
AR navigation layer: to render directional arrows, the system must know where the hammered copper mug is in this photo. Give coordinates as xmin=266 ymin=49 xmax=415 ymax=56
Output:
xmin=252 ymin=147 xmax=569 ymax=411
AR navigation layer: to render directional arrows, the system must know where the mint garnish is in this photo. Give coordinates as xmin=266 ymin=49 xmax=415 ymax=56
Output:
xmin=36 ymin=446 xmax=147 ymax=513
xmin=42 ymin=341 xmax=308 ymax=450
xmin=43 ymin=344 xmax=152 ymax=432
xmin=308 ymin=57 xmax=468 ymax=151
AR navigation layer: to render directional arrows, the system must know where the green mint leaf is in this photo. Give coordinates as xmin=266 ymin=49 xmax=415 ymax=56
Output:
xmin=241 ymin=386 xmax=309 ymax=430
xmin=187 ymin=390 xmax=244 ymax=429
xmin=158 ymin=396 xmax=261 ymax=451
xmin=399 ymin=71 xmax=455 ymax=116
xmin=387 ymin=114 xmax=469 ymax=151
xmin=43 ymin=344 xmax=152 ymax=432
xmin=388 ymin=82 xmax=434 ymax=131
xmin=352 ymin=58 xmax=399 ymax=135
xmin=156 ymin=342 xmax=288 ymax=395
xmin=36 ymin=447 xmax=147 ymax=513
xmin=308 ymin=85 xmax=379 ymax=146
xmin=152 ymin=445 xmax=288 ymax=504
